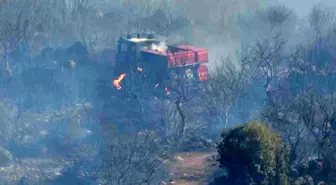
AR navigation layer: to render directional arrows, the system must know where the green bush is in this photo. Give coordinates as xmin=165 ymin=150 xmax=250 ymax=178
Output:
xmin=216 ymin=121 xmax=290 ymax=185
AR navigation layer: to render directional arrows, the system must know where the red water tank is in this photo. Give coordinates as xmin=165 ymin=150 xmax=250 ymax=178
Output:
xmin=176 ymin=45 xmax=209 ymax=63
xmin=197 ymin=65 xmax=208 ymax=81
xmin=167 ymin=50 xmax=196 ymax=67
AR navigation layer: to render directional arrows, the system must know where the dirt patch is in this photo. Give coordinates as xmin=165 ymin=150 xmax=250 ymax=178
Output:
xmin=164 ymin=152 xmax=217 ymax=185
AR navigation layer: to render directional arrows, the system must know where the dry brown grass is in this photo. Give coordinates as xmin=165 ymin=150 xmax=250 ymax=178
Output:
xmin=165 ymin=152 xmax=217 ymax=185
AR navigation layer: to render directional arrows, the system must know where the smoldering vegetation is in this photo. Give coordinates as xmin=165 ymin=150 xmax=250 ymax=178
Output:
xmin=0 ymin=0 xmax=335 ymax=184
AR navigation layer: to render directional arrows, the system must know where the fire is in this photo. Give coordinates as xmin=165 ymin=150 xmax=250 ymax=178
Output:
xmin=112 ymin=73 xmax=126 ymax=90
xmin=137 ymin=67 xmax=143 ymax=72
xmin=151 ymin=41 xmax=168 ymax=52
xmin=129 ymin=38 xmax=149 ymax=42
xmin=198 ymin=72 xmax=208 ymax=81
xmin=165 ymin=87 xmax=171 ymax=95
xmin=69 ymin=60 xmax=76 ymax=68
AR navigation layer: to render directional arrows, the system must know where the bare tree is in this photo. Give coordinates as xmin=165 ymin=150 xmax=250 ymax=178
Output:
xmin=264 ymin=90 xmax=336 ymax=174
xmin=263 ymin=95 xmax=315 ymax=165
xmin=307 ymin=5 xmax=336 ymax=40
xmin=165 ymin=50 xmax=200 ymax=142
xmin=260 ymin=5 xmax=295 ymax=31
xmin=100 ymin=128 xmax=163 ymax=185
xmin=0 ymin=1 xmax=30 ymax=76
xmin=201 ymin=50 xmax=249 ymax=129
xmin=247 ymin=34 xmax=288 ymax=105
xmin=294 ymin=92 xmax=336 ymax=159
xmin=0 ymin=100 xmax=21 ymax=143
xmin=101 ymin=62 xmax=165 ymax=131
xmin=66 ymin=0 xmax=104 ymax=47
xmin=123 ymin=64 xmax=159 ymax=115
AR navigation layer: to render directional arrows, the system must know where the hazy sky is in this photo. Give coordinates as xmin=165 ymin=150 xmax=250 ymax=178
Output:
xmin=275 ymin=0 xmax=336 ymax=17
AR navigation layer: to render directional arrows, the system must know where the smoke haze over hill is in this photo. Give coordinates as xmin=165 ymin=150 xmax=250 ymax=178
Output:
xmin=1 ymin=0 xmax=336 ymax=184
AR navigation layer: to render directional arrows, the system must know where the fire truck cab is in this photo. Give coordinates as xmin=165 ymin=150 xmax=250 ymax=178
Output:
xmin=116 ymin=34 xmax=161 ymax=63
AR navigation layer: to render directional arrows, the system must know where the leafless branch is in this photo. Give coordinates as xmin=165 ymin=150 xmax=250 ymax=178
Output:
xmin=100 ymin=129 xmax=163 ymax=185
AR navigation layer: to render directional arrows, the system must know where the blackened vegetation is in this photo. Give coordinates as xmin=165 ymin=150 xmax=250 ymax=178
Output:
xmin=1 ymin=1 xmax=336 ymax=185
xmin=210 ymin=5 xmax=336 ymax=185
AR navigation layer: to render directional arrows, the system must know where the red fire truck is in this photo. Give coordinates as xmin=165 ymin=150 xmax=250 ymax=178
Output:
xmin=112 ymin=33 xmax=209 ymax=91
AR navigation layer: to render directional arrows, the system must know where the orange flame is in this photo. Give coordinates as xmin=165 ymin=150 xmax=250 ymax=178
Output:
xmin=112 ymin=73 xmax=126 ymax=90
xmin=165 ymin=87 xmax=171 ymax=95
xmin=137 ymin=67 xmax=143 ymax=72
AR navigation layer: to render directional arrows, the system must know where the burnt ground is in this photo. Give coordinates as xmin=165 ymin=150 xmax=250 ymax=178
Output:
xmin=0 ymin=158 xmax=70 ymax=185
xmin=0 ymin=152 xmax=217 ymax=185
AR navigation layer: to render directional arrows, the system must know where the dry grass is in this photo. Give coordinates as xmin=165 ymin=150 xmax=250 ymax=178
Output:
xmin=165 ymin=152 xmax=217 ymax=185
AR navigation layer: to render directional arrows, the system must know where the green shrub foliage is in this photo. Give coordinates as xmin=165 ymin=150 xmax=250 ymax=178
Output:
xmin=217 ymin=121 xmax=290 ymax=185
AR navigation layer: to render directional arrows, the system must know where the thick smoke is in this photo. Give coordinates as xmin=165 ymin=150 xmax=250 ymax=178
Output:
xmin=273 ymin=0 xmax=336 ymax=17
xmin=165 ymin=0 xmax=336 ymax=72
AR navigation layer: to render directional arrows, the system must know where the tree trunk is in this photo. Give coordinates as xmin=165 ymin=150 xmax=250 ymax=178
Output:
xmin=224 ymin=107 xmax=229 ymax=128
xmin=175 ymin=99 xmax=186 ymax=142
xmin=3 ymin=55 xmax=12 ymax=77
